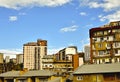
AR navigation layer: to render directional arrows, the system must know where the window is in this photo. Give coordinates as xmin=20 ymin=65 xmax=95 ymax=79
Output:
xmin=39 ymin=78 xmax=48 ymax=82
xmin=6 ymin=79 xmax=14 ymax=82
xmin=103 ymin=73 xmax=115 ymax=81
xmin=18 ymin=79 xmax=26 ymax=82
xmin=77 ymin=76 xmax=83 ymax=80
xmin=99 ymin=51 xmax=104 ymax=55
xmin=100 ymin=37 xmax=104 ymax=42
xmin=98 ymin=43 xmax=102 ymax=48
xmin=117 ymin=73 xmax=120 ymax=80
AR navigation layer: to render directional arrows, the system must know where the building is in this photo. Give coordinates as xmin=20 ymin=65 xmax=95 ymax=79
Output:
xmin=0 ymin=69 xmax=56 ymax=82
xmin=23 ymin=39 xmax=47 ymax=70
xmin=90 ymin=21 xmax=120 ymax=64
xmin=73 ymin=63 xmax=120 ymax=82
xmin=0 ymin=53 xmax=3 ymax=64
xmin=84 ymin=45 xmax=90 ymax=62
xmin=72 ymin=52 xmax=84 ymax=71
xmin=42 ymin=55 xmax=54 ymax=71
xmin=0 ymin=53 xmax=3 ymax=74
xmin=56 ymin=46 xmax=77 ymax=61
xmin=5 ymin=56 xmax=10 ymax=63
xmin=16 ymin=54 xmax=23 ymax=64
xmin=10 ymin=58 xmax=17 ymax=64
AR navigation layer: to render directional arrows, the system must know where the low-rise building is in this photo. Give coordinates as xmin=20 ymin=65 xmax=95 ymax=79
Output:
xmin=73 ymin=63 xmax=120 ymax=82
xmin=0 ymin=69 xmax=55 ymax=82
xmin=42 ymin=55 xmax=54 ymax=71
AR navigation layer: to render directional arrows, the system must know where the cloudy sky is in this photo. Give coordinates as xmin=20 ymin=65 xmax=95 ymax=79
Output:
xmin=0 ymin=0 xmax=120 ymax=57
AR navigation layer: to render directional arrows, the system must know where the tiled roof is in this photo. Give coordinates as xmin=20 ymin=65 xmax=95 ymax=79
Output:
xmin=0 ymin=70 xmax=54 ymax=77
xmin=73 ymin=63 xmax=120 ymax=75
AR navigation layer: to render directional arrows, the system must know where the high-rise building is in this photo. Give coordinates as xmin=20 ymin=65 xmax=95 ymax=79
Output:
xmin=0 ymin=53 xmax=4 ymax=74
xmin=16 ymin=54 xmax=23 ymax=64
xmin=23 ymin=39 xmax=47 ymax=70
xmin=5 ymin=56 xmax=10 ymax=63
xmin=0 ymin=53 xmax=3 ymax=64
xmin=90 ymin=21 xmax=120 ymax=64
xmin=84 ymin=45 xmax=90 ymax=62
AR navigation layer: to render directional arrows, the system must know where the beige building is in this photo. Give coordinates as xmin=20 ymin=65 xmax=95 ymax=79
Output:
xmin=90 ymin=21 xmax=120 ymax=64
xmin=42 ymin=55 xmax=54 ymax=71
xmin=0 ymin=53 xmax=3 ymax=64
xmin=73 ymin=63 xmax=120 ymax=82
xmin=0 ymin=69 xmax=57 ymax=82
xmin=23 ymin=39 xmax=47 ymax=70
xmin=0 ymin=53 xmax=3 ymax=74
xmin=16 ymin=54 xmax=23 ymax=64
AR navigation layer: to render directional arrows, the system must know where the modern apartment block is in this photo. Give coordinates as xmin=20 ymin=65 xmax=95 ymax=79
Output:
xmin=23 ymin=39 xmax=47 ymax=70
xmin=90 ymin=21 xmax=120 ymax=64
xmin=56 ymin=46 xmax=77 ymax=61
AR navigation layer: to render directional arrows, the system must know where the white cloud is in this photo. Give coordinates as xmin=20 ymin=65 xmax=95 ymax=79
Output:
xmin=99 ymin=11 xmax=120 ymax=22
xmin=79 ymin=12 xmax=87 ymax=16
xmin=79 ymin=0 xmax=120 ymax=22
xmin=79 ymin=0 xmax=120 ymax=12
xmin=0 ymin=0 xmax=72 ymax=10
xmin=60 ymin=25 xmax=78 ymax=32
xmin=9 ymin=16 xmax=18 ymax=21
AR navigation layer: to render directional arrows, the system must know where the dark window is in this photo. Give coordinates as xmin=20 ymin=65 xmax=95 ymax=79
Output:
xmin=103 ymin=73 xmax=115 ymax=81
xmin=6 ymin=79 xmax=14 ymax=82
xmin=117 ymin=73 xmax=120 ymax=80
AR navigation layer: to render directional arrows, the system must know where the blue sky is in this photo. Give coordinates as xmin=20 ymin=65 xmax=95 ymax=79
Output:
xmin=0 ymin=0 xmax=120 ymax=58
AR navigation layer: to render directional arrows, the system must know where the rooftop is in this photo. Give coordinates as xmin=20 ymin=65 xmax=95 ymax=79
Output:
xmin=73 ymin=63 xmax=120 ymax=75
xmin=0 ymin=70 xmax=54 ymax=77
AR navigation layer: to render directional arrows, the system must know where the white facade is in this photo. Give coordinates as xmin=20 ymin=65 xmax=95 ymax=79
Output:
xmin=65 ymin=47 xmax=77 ymax=55
xmin=58 ymin=46 xmax=77 ymax=61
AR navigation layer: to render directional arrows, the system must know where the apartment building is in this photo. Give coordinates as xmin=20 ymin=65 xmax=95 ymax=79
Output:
xmin=84 ymin=45 xmax=90 ymax=62
xmin=90 ymin=21 xmax=120 ymax=64
xmin=72 ymin=52 xmax=84 ymax=71
xmin=23 ymin=39 xmax=47 ymax=70
xmin=56 ymin=46 xmax=77 ymax=61
xmin=0 ymin=53 xmax=3 ymax=64
xmin=42 ymin=55 xmax=54 ymax=71
xmin=0 ymin=53 xmax=3 ymax=74
xmin=16 ymin=54 xmax=23 ymax=64
xmin=5 ymin=56 xmax=10 ymax=63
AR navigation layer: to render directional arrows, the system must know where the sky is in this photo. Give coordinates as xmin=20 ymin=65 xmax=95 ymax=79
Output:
xmin=0 ymin=0 xmax=120 ymax=58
